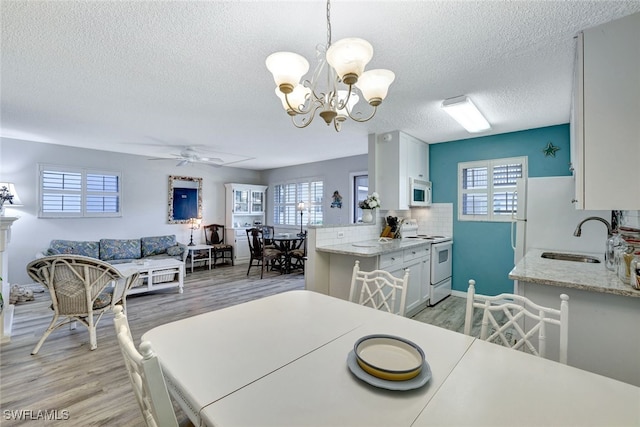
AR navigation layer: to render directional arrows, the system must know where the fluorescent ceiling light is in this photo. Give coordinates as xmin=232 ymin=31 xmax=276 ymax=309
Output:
xmin=441 ymin=96 xmax=491 ymax=133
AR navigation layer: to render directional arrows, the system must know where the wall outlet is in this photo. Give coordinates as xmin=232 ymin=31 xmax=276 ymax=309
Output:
xmin=337 ymin=232 xmax=345 ymax=238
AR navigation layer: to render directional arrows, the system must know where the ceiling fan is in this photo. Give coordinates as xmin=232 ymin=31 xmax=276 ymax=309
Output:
xmin=148 ymin=147 xmax=224 ymax=167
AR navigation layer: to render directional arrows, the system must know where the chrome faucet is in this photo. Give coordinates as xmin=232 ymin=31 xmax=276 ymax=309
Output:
xmin=573 ymin=216 xmax=613 ymax=238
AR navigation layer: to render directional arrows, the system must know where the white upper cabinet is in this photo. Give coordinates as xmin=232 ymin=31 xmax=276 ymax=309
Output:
xmin=572 ymin=12 xmax=640 ymax=210
xmin=375 ymin=131 xmax=429 ymax=211
xmin=224 ymin=183 xmax=268 ymax=228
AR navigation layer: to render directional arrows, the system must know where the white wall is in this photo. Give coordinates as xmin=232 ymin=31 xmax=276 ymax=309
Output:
xmin=261 ymin=154 xmax=368 ymax=227
xmin=0 ymin=138 xmax=260 ymax=284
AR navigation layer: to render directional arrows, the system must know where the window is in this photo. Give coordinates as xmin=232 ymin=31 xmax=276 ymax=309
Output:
xmin=351 ymin=172 xmax=368 ymax=223
xmin=458 ymin=157 xmax=527 ymax=222
xmin=273 ymin=178 xmax=324 ymax=227
xmin=39 ymin=165 xmax=121 ymax=217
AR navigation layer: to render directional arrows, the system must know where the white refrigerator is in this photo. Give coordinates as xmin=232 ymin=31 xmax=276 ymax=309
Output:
xmin=512 ymin=176 xmax=611 ymax=264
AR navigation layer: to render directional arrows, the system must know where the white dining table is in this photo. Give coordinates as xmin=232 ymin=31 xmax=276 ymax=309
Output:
xmin=142 ymin=290 xmax=640 ymax=427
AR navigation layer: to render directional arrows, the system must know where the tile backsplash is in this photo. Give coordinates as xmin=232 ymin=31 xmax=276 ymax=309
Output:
xmin=314 ymin=224 xmax=380 ymax=247
xmin=313 ymin=203 xmax=455 ymax=246
xmin=410 ymin=203 xmax=454 ymax=236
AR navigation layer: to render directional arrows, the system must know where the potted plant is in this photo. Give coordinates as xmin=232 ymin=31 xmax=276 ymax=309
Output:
xmin=358 ymin=193 xmax=381 ymax=223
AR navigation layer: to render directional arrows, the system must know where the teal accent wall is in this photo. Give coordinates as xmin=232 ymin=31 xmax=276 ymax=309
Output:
xmin=430 ymin=124 xmax=571 ymax=296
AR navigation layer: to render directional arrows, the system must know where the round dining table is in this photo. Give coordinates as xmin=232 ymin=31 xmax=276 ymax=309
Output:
xmin=271 ymin=234 xmax=305 ymax=273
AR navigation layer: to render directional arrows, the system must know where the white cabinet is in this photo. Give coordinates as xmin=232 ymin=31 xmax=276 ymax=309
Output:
xmin=571 ymin=12 xmax=640 ymax=210
xmin=375 ymin=131 xmax=429 ymax=211
xmin=225 ymin=183 xmax=267 ymax=264
xmin=233 ymin=229 xmax=250 ymax=263
xmin=407 ymin=137 xmax=429 ymax=181
xmin=402 ymin=245 xmax=430 ymax=316
xmin=379 ymin=245 xmax=431 ymax=316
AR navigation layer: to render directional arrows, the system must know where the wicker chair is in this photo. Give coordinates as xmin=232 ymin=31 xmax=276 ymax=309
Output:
xmin=26 ymin=255 xmax=139 ymax=355
xmin=203 ymin=224 xmax=234 ymax=267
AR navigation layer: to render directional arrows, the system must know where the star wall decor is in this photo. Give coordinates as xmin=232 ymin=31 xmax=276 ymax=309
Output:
xmin=542 ymin=142 xmax=560 ymax=157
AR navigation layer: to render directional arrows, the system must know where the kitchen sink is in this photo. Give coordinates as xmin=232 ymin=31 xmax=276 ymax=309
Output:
xmin=541 ymin=252 xmax=601 ymax=263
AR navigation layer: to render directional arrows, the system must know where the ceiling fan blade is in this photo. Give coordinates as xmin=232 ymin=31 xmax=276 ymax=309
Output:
xmin=197 ymin=157 xmax=224 ymax=163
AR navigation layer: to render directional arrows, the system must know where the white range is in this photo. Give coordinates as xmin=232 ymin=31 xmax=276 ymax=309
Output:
xmin=401 ymin=224 xmax=453 ymax=306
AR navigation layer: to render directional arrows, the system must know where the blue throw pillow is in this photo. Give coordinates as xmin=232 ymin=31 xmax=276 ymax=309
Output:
xmin=166 ymin=245 xmax=183 ymax=257
xmin=141 ymin=235 xmax=177 ymax=257
xmin=99 ymin=239 xmax=141 ymax=261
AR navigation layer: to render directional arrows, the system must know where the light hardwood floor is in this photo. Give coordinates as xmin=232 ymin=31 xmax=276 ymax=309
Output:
xmin=0 ymin=263 xmax=466 ymax=426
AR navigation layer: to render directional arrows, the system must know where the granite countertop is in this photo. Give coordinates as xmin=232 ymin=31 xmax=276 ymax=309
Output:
xmin=509 ymin=249 xmax=640 ymax=298
xmin=316 ymin=238 xmax=430 ymax=257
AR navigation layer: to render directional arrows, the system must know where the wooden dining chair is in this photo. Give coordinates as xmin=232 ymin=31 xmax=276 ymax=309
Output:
xmin=113 ymin=306 xmax=180 ymax=427
xmin=203 ymin=224 xmax=234 ymax=267
xmin=246 ymin=228 xmax=284 ymax=279
xmin=288 ymin=231 xmax=307 ymax=272
xmin=349 ymin=260 xmax=410 ymax=316
xmin=464 ymin=279 xmax=570 ymax=364
xmin=260 ymin=225 xmax=277 ymax=249
xmin=26 ymin=255 xmax=139 ymax=355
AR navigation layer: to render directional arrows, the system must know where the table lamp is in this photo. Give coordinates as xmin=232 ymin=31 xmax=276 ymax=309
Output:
xmin=297 ymin=202 xmax=305 ymax=236
xmin=188 ymin=218 xmax=202 ymax=246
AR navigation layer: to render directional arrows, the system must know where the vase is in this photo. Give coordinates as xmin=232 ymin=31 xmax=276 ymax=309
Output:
xmin=361 ymin=209 xmax=374 ymax=223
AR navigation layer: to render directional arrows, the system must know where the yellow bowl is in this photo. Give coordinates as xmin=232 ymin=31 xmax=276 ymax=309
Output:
xmin=354 ymin=335 xmax=425 ymax=381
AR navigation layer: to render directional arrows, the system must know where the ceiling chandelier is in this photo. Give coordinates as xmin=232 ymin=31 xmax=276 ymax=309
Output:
xmin=265 ymin=0 xmax=395 ymax=132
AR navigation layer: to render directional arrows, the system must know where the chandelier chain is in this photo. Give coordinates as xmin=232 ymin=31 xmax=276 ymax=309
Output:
xmin=326 ymin=0 xmax=332 ymax=47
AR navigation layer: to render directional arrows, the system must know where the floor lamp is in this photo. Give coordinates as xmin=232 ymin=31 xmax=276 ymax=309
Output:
xmin=297 ymin=202 xmax=305 ymax=236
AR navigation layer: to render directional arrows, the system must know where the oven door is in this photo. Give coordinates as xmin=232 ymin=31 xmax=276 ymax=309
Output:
xmin=430 ymin=241 xmax=452 ymax=284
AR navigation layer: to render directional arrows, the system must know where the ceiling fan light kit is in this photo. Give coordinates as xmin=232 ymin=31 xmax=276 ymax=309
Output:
xmin=266 ymin=0 xmax=395 ymax=131
xmin=148 ymin=147 xmax=224 ymax=167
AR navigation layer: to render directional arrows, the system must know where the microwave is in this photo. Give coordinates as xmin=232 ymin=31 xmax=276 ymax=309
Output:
xmin=409 ymin=178 xmax=432 ymax=207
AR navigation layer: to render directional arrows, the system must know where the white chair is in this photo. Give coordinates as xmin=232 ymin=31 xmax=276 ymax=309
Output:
xmin=464 ymin=279 xmax=569 ymax=364
xmin=26 ymin=254 xmax=139 ymax=355
xmin=113 ymin=306 xmax=179 ymax=427
xmin=349 ymin=260 xmax=410 ymax=316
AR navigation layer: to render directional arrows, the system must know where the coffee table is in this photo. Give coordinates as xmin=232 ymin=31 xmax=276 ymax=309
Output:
xmin=115 ymin=258 xmax=184 ymax=295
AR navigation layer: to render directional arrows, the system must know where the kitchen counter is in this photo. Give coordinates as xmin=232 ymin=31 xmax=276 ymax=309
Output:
xmin=510 ymin=248 xmax=640 ymax=387
xmin=509 ymin=249 xmax=640 ymax=298
xmin=316 ymin=238 xmax=435 ymax=257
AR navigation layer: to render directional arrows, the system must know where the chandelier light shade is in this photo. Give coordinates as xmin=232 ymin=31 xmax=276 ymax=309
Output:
xmin=276 ymin=86 xmax=311 ymax=115
xmin=265 ymin=52 xmax=310 ymax=93
xmin=441 ymin=95 xmax=491 ymax=133
xmin=325 ymin=38 xmax=373 ymax=85
xmin=266 ymin=0 xmax=394 ymax=131
xmin=355 ymin=69 xmax=396 ymax=106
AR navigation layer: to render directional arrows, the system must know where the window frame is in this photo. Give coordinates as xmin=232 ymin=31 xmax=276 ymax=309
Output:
xmin=349 ymin=171 xmax=368 ymax=223
xmin=272 ymin=177 xmax=324 ymax=228
xmin=457 ymin=156 xmax=527 ymax=222
xmin=38 ymin=164 xmax=122 ymax=218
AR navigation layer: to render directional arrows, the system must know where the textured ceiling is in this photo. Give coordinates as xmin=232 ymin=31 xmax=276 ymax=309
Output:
xmin=2 ymin=1 xmax=640 ymax=170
